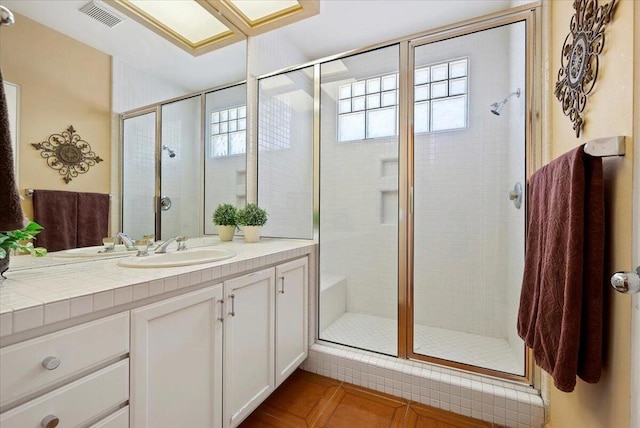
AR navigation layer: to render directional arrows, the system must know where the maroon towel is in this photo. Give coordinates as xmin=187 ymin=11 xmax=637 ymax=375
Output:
xmin=77 ymin=192 xmax=110 ymax=248
xmin=0 ymin=67 xmax=28 ymax=231
xmin=517 ymin=145 xmax=604 ymax=392
xmin=33 ymin=190 xmax=78 ymax=252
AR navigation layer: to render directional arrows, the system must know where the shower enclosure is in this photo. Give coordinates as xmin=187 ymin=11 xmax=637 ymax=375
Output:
xmin=318 ymin=16 xmax=531 ymax=379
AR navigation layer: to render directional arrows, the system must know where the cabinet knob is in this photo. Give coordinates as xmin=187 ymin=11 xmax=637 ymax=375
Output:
xmin=41 ymin=356 xmax=61 ymax=370
xmin=41 ymin=414 xmax=59 ymax=428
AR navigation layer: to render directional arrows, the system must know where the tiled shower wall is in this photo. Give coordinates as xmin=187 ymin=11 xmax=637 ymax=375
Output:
xmin=320 ymin=45 xmax=400 ymax=322
xmin=258 ymin=68 xmax=315 ymax=240
xmin=121 ymin=113 xmax=155 ymax=239
xmin=160 ymin=97 xmax=202 ymax=239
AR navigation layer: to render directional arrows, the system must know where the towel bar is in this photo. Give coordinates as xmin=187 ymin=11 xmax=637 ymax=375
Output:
xmin=24 ymin=189 xmax=113 ymax=200
xmin=584 ymin=136 xmax=625 ymax=157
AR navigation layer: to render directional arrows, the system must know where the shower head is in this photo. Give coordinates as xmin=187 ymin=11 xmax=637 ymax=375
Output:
xmin=490 ymin=88 xmax=521 ymax=116
xmin=162 ymin=145 xmax=176 ymax=158
xmin=0 ymin=6 xmax=15 ymax=26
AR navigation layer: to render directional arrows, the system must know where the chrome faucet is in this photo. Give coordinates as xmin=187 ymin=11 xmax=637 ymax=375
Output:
xmin=154 ymin=236 xmax=188 ymax=254
xmin=117 ymin=232 xmax=136 ymax=250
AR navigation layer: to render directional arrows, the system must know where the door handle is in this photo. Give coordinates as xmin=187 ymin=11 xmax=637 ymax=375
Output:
xmin=279 ymin=276 xmax=285 ymax=294
xmin=217 ymin=299 xmax=224 ymax=322
xmin=229 ymin=294 xmax=235 ymax=316
xmin=611 ymin=267 xmax=640 ymax=294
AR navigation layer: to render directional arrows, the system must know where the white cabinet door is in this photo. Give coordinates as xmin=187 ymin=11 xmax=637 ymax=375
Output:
xmin=223 ymin=268 xmax=275 ymax=428
xmin=130 ymin=285 xmax=223 ymax=428
xmin=275 ymin=257 xmax=308 ymax=387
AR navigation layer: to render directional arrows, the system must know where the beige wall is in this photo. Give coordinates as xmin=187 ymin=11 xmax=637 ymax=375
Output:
xmin=0 ymin=13 xmax=112 ymax=219
xmin=545 ymin=0 xmax=635 ymax=427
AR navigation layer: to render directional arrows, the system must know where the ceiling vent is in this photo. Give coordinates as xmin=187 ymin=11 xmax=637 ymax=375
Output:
xmin=79 ymin=1 xmax=123 ymax=28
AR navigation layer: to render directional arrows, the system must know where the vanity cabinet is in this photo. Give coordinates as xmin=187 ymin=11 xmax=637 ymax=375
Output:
xmin=275 ymin=257 xmax=308 ymax=387
xmin=0 ymin=253 xmax=310 ymax=428
xmin=130 ymin=285 xmax=223 ymax=428
xmin=223 ymin=268 xmax=276 ymax=428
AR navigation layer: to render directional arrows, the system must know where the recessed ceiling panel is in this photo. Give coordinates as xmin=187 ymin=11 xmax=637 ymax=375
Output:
xmin=129 ymin=0 xmax=229 ymax=44
xmin=227 ymin=0 xmax=300 ymax=23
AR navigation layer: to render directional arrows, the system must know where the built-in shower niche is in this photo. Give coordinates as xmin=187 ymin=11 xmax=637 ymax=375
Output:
xmin=380 ymin=157 xmax=398 ymax=225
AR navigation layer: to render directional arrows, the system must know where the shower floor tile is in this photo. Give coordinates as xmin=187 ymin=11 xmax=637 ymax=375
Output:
xmin=320 ymin=312 xmax=524 ymax=375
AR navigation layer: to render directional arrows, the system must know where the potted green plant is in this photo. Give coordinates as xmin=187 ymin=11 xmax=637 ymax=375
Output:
xmin=0 ymin=221 xmax=47 ymax=278
xmin=212 ymin=203 xmax=238 ymax=242
xmin=237 ymin=203 xmax=268 ymax=243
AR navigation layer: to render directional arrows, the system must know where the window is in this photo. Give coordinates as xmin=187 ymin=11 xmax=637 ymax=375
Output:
xmin=210 ymin=105 xmax=247 ymax=157
xmin=338 ymin=74 xmax=397 ymax=142
xmin=336 ymin=58 xmax=468 ymax=142
xmin=414 ymin=58 xmax=468 ymax=133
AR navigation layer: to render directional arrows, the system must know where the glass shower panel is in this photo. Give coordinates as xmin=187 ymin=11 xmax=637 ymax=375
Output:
xmin=160 ymin=96 xmax=202 ymax=239
xmin=319 ymin=46 xmax=399 ymax=356
xmin=411 ymin=21 xmax=526 ymax=375
xmin=258 ymin=67 xmax=314 ymax=239
xmin=204 ymin=84 xmax=247 ymax=235
xmin=122 ymin=111 xmax=156 ymax=240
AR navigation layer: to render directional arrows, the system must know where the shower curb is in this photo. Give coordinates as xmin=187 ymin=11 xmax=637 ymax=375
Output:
xmin=302 ymin=342 xmax=545 ymax=428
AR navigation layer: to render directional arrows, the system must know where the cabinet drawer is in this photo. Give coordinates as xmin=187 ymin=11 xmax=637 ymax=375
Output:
xmin=0 ymin=312 xmax=129 ymax=407
xmin=0 ymin=359 xmax=129 ymax=428
xmin=90 ymin=406 xmax=129 ymax=428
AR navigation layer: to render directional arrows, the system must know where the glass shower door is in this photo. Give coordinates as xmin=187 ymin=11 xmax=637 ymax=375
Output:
xmin=318 ymin=45 xmax=399 ymax=356
xmin=410 ymin=21 xmax=527 ymax=376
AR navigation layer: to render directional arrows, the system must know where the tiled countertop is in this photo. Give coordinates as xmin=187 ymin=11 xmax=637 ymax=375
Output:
xmin=0 ymin=238 xmax=315 ymax=338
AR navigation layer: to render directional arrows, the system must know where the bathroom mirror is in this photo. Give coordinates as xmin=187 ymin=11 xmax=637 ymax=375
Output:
xmin=119 ymin=46 xmax=246 ymax=240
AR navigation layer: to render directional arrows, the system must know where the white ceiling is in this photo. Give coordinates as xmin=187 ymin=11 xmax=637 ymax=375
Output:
xmin=1 ymin=0 xmax=516 ymax=92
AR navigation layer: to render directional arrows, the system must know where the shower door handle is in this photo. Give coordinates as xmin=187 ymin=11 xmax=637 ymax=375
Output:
xmin=611 ymin=267 xmax=640 ymax=294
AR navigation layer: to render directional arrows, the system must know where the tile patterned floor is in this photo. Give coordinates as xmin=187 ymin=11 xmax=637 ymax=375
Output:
xmin=320 ymin=312 xmax=524 ymax=375
xmin=239 ymin=370 xmax=496 ymax=428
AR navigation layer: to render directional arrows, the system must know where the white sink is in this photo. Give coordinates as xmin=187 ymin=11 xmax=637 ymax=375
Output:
xmin=51 ymin=245 xmax=134 ymax=258
xmin=117 ymin=248 xmax=236 ymax=268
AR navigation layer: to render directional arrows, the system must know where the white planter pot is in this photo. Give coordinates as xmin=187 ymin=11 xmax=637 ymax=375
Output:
xmin=217 ymin=225 xmax=236 ymax=242
xmin=243 ymin=226 xmax=262 ymax=243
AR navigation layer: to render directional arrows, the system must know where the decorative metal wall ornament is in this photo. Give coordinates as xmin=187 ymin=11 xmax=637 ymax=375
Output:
xmin=31 ymin=125 xmax=103 ymax=184
xmin=554 ymin=0 xmax=617 ymax=138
